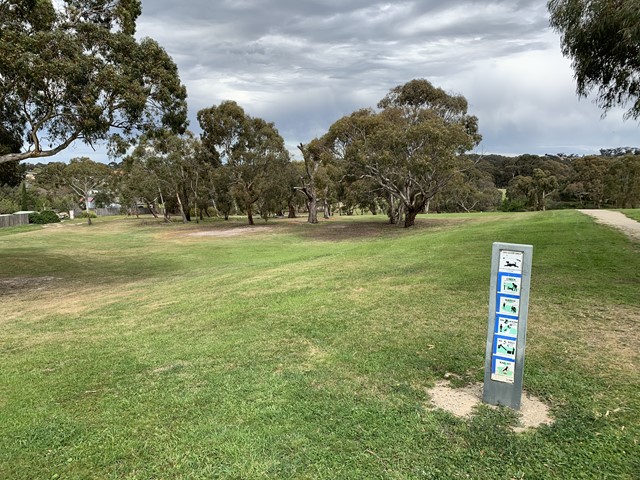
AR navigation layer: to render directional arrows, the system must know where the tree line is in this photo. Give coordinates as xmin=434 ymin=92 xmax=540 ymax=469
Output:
xmin=1 ymin=1 xmax=639 ymax=225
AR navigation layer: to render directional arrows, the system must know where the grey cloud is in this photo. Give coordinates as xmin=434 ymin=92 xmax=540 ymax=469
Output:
xmin=53 ymin=0 xmax=637 ymax=163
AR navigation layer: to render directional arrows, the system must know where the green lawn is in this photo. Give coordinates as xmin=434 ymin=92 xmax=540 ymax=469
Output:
xmin=1 ymin=211 xmax=638 ymax=479
xmin=621 ymin=209 xmax=640 ymax=222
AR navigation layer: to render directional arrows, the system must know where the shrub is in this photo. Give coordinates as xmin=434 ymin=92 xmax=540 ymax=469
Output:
xmin=499 ymin=199 xmax=527 ymax=212
xmin=29 ymin=210 xmax=61 ymax=224
xmin=80 ymin=211 xmax=97 ymax=218
xmin=0 ymin=198 xmax=19 ymax=214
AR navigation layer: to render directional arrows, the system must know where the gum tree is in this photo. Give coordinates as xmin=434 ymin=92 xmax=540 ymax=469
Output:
xmin=0 ymin=0 xmax=188 ymax=164
xmin=198 ymin=101 xmax=290 ymax=225
xmin=326 ymin=79 xmax=481 ymax=227
xmin=548 ymin=0 xmax=640 ymax=120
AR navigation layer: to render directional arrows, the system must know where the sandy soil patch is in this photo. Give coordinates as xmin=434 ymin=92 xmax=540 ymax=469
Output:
xmin=579 ymin=209 xmax=640 ymax=241
xmin=189 ymin=226 xmax=274 ymax=237
xmin=426 ymin=380 xmax=553 ymax=433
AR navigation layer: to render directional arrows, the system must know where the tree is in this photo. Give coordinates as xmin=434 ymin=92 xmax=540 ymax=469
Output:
xmin=0 ymin=0 xmax=188 ymax=164
xmin=326 ymin=79 xmax=481 ymax=227
xmin=63 ymin=157 xmax=113 ymax=224
xmin=198 ymin=101 xmax=290 ymax=225
xmin=564 ymin=155 xmax=609 ymax=207
xmin=605 ymin=155 xmax=640 ymax=208
xmin=548 ymin=0 xmax=640 ymax=120
xmin=296 ymin=140 xmax=326 ymax=224
xmin=507 ymin=168 xmax=559 ymax=211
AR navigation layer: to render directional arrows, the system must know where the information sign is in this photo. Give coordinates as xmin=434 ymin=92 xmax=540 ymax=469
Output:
xmin=483 ymin=242 xmax=533 ymax=410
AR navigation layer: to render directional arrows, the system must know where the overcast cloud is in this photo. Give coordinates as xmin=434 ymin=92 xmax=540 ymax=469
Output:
xmin=59 ymin=0 xmax=638 ymax=162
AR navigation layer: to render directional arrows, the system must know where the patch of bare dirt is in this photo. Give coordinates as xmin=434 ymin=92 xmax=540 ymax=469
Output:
xmin=0 ymin=276 xmax=58 ymax=295
xmin=295 ymin=217 xmax=468 ymax=242
xmin=189 ymin=226 xmax=275 ymax=238
xmin=579 ymin=209 xmax=640 ymax=241
xmin=426 ymin=380 xmax=553 ymax=432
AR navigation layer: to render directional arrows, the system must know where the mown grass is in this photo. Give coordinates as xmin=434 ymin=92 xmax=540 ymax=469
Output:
xmin=1 ymin=211 xmax=638 ymax=479
xmin=621 ymin=209 xmax=640 ymax=222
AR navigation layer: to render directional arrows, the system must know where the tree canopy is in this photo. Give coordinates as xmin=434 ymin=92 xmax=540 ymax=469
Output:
xmin=548 ymin=0 xmax=640 ymax=120
xmin=198 ymin=101 xmax=290 ymax=225
xmin=326 ymin=79 xmax=481 ymax=227
xmin=0 ymin=0 xmax=188 ymax=164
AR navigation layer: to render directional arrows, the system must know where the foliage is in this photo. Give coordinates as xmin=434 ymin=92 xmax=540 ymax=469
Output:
xmin=36 ymin=157 xmax=113 ymax=223
xmin=198 ymin=101 xmax=290 ymax=225
xmin=325 ymin=79 xmax=481 ymax=227
xmin=0 ymin=161 xmax=25 ymax=187
xmin=507 ymin=168 xmax=559 ymax=211
xmin=28 ymin=210 xmax=60 ymax=224
xmin=548 ymin=0 xmax=640 ymax=120
xmin=0 ymin=197 xmax=18 ymax=214
xmin=80 ymin=210 xmax=97 ymax=218
xmin=563 ymin=155 xmax=609 ymax=207
xmin=0 ymin=0 xmax=188 ymax=164
xmin=604 ymin=155 xmax=640 ymax=208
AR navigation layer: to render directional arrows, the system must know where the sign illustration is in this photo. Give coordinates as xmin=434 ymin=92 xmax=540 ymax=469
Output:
xmin=496 ymin=317 xmax=518 ymax=337
xmin=491 ymin=358 xmax=515 ymax=383
xmin=499 ymin=275 xmax=521 ymax=294
xmin=497 ymin=295 xmax=520 ymax=316
xmin=498 ymin=250 xmax=523 ymax=274
xmin=494 ymin=337 xmax=517 ymax=360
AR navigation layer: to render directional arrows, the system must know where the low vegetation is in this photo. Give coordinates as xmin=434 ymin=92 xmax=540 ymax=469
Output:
xmin=1 ymin=211 xmax=638 ymax=479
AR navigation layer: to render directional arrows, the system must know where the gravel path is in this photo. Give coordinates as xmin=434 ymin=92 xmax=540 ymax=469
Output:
xmin=578 ymin=209 xmax=640 ymax=241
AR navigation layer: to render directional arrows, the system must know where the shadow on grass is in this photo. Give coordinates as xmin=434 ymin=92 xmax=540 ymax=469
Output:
xmin=292 ymin=217 xmax=470 ymax=241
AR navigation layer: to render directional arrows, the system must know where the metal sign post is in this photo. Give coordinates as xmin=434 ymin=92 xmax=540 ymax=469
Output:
xmin=483 ymin=242 xmax=533 ymax=410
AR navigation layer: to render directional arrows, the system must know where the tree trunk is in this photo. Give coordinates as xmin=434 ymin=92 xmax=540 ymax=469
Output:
xmin=85 ymin=203 xmax=92 ymax=225
xmin=146 ymin=200 xmax=159 ymax=218
xmin=404 ymin=207 xmax=420 ymax=228
xmin=176 ymin=192 xmax=188 ymax=223
xmin=288 ymin=203 xmax=297 ymax=218
xmin=307 ymin=196 xmax=318 ymax=224
xmin=247 ymin=206 xmax=254 ymax=225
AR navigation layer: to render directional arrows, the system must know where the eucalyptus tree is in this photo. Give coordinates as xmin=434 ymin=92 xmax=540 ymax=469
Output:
xmin=296 ymin=139 xmax=328 ymax=223
xmin=326 ymin=79 xmax=481 ymax=227
xmin=0 ymin=0 xmax=187 ymax=164
xmin=36 ymin=157 xmax=113 ymax=224
xmin=548 ymin=0 xmax=640 ymax=120
xmin=197 ymin=101 xmax=290 ymax=225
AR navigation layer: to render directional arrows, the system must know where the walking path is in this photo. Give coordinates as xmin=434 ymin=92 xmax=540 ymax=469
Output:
xmin=578 ymin=210 xmax=640 ymax=241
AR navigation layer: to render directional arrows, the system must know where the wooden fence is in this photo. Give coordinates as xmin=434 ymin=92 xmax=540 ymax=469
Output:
xmin=95 ymin=207 xmax=121 ymax=216
xmin=0 ymin=213 xmax=30 ymax=228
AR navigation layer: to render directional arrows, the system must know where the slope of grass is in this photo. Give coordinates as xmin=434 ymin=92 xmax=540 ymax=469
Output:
xmin=1 ymin=211 xmax=638 ymax=479
xmin=621 ymin=209 xmax=640 ymax=222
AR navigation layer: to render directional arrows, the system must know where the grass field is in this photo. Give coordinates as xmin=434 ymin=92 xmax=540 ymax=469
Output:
xmin=1 ymin=211 xmax=638 ymax=479
xmin=621 ymin=209 xmax=640 ymax=222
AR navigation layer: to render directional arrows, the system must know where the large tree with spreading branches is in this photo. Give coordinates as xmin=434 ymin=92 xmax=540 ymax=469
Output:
xmin=548 ymin=0 xmax=640 ymax=120
xmin=0 ymin=0 xmax=188 ymax=164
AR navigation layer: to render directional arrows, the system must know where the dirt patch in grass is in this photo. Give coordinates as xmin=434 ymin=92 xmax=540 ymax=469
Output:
xmin=295 ymin=217 xmax=469 ymax=242
xmin=189 ymin=226 xmax=276 ymax=238
xmin=0 ymin=276 xmax=58 ymax=295
xmin=426 ymin=380 xmax=553 ymax=432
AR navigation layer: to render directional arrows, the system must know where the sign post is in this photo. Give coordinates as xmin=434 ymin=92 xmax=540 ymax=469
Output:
xmin=483 ymin=242 xmax=533 ymax=410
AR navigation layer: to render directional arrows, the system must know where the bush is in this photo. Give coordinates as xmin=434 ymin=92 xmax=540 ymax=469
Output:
xmin=80 ymin=211 xmax=97 ymax=218
xmin=29 ymin=210 xmax=61 ymax=224
xmin=500 ymin=199 xmax=527 ymax=212
xmin=0 ymin=198 xmax=19 ymax=214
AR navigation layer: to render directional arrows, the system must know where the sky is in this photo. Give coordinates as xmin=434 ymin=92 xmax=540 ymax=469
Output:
xmin=57 ymin=0 xmax=638 ymax=163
